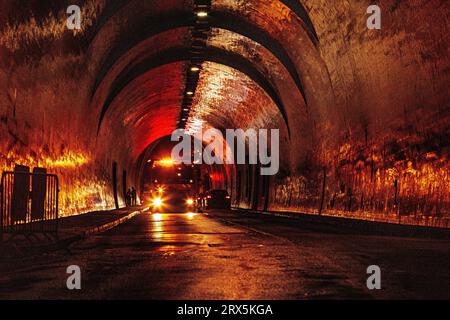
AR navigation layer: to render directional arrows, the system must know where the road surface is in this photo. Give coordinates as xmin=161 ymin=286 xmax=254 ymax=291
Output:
xmin=0 ymin=210 xmax=449 ymax=299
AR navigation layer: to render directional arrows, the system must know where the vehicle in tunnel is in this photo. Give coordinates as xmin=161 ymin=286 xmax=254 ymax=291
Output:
xmin=144 ymin=158 xmax=198 ymax=213
xmin=150 ymin=184 xmax=196 ymax=213
xmin=203 ymin=189 xmax=232 ymax=210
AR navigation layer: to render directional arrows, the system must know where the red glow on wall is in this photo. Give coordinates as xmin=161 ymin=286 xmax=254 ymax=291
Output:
xmin=102 ymin=62 xmax=186 ymax=158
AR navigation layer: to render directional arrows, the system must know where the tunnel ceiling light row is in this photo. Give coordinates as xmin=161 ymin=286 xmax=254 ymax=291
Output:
xmin=178 ymin=0 xmax=212 ymax=129
xmin=196 ymin=11 xmax=208 ymax=18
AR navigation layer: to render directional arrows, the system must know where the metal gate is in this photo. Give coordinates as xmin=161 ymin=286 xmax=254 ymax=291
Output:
xmin=0 ymin=166 xmax=59 ymax=237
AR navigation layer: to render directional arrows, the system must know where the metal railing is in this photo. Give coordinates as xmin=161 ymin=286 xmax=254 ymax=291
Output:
xmin=0 ymin=167 xmax=59 ymax=237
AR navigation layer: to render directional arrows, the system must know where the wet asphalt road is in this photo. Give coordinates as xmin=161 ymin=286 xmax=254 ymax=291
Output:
xmin=0 ymin=210 xmax=449 ymax=299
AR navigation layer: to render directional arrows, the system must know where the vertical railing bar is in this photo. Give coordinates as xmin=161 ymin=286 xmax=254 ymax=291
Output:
xmin=49 ymin=177 xmax=55 ymax=230
xmin=7 ymin=174 xmax=9 ymax=231
xmin=56 ymin=175 xmax=59 ymax=234
xmin=28 ymin=173 xmax=31 ymax=232
xmin=6 ymin=174 xmax=8 ymax=232
xmin=50 ymin=176 xmax=53 ymax=233
xmin=52 ymin=177 xmax=55 ymax=232
xmin=46 ymin=176 xmax=49 ymax=233
xmin=47 ymin=176 xmax=50 ymax=232
xmin=48 ymin=176 xmax=50 ymax=232
xmin=1 ymin=174 xmax=3 ymax=236
xmin=9 ymin=174 xmax=12 ymax=232
xmin=49 ymin=176 xmax=55 ymax=230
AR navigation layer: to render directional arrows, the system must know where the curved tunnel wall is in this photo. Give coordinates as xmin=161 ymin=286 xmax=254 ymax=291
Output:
xmin=0 ymin=0 xmax=448 ymax=225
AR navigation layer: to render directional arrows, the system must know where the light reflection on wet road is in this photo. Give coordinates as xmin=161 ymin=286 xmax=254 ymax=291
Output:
xmin=0 ymin=210 xmax=449 ymax=299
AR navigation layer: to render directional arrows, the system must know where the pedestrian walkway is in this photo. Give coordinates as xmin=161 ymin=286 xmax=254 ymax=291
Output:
xmin=0 ymin=207 xmax=146 ymax=260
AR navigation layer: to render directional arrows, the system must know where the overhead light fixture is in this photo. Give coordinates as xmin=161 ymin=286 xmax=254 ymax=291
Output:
xmin=187 ymin=91 xmax=194 ymax=95
xmin=196 ymin=11 xmax=208 ymax=18
xmin=183 ymin=108 xmax=189 ymax=111
xmin=190 ymin=66 xmax=200 ymax=72
xmin=154 ymin=158 xmax=175 ymax=167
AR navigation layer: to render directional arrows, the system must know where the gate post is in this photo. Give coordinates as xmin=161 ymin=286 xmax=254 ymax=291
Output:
xmin=31 ymin=168 xmax=47 ymax=232
xmin=11 ymin=166 xmax=30 ymax=227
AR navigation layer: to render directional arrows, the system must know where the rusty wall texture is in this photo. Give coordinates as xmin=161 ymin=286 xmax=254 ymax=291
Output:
xmin=0 ymin=0 xmax=190 ymax=215
xmin=0 ymin=0 xmax=449 ymax=225
xmin=267 ymin=0 xmax=450 ymax=225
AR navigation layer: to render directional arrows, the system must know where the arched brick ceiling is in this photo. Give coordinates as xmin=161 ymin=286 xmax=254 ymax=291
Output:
xmin=100 ymin=62 xmax=186 ymax=158
xmin=92 ymin=27 xmax=191 ymax=131
xmin=87 ymin=0 xmax=326 ymax=169
xmin=186 ymin=61 xmax=291 ymax=168
xmin=187 ymin=62 xmax=284 ymax=132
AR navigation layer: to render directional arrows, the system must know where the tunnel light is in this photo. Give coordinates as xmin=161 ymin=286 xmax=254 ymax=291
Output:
xmin=177 ymin=173 xmax=182 ymax=177
xmin=186 ymin=198 xmax=194 ymax=205
xmin=196 ymin=11 xmax=208 ymax=18
xmin=155 ymin=158 xmax=175 ymax=167
xmin=190 ymin=66 xmax=200 ymax=72
xmin=187 ymin=91 xmax=194 ymax=95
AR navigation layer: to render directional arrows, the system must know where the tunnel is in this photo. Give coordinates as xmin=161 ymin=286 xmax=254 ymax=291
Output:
xmin=0 ymin=0 xmax=449 ymax=227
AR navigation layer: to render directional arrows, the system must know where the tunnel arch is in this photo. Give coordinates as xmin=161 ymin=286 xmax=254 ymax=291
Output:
xmin=87 ymin=2 xmax=335 ymax=170
xmin=84 ymin=0 xmax=336 ymax=181
xmin=133 ymin=133 xmax=234 ymax=197
xmin=95 ymin=46 xmax=291 ymax=135
xmin=90 ymin=12 xmax=307 ymax=101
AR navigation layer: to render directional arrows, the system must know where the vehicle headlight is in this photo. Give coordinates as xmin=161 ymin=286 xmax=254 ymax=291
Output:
xmin=152 ymin=197 xmax=163 ymax=207
xmin=186 ymin=198 xmax=194 ymax=205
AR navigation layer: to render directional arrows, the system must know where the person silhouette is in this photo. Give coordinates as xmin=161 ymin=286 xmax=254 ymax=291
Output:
xmin=131 ymin=187 xmax=137 ymax=206
xmin=126 ymin=188 xmax=132 ymax=207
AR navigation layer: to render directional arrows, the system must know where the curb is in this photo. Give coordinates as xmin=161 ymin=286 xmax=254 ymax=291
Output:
xmin=1 ymin=208 xmax=147 ymax=259
xmin=82 ymin=209 xmax=143 ymax=237
xmin=62 ymin=208 xmax=147 ymax=245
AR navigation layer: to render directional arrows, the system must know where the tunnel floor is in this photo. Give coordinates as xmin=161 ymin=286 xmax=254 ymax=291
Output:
xmin=0 ymin=210 xmax=449 ymax=300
